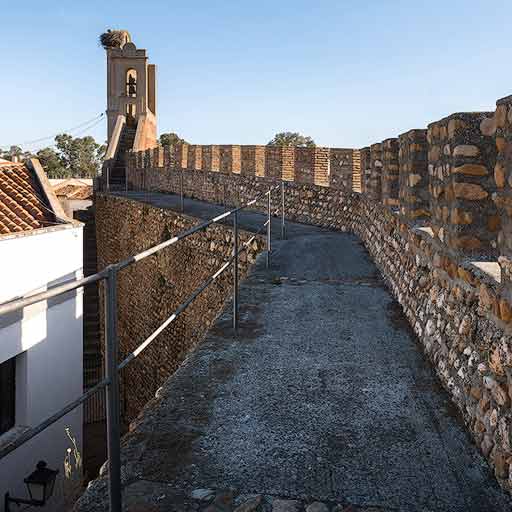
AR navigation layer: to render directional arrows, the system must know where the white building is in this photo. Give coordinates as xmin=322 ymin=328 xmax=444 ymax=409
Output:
xmin=0 ymin=158 xmax=83 ymax=511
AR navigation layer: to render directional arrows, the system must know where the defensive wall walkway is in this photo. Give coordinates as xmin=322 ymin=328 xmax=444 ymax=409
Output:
xmin=78 ymin=191 xmax=512 ymax=512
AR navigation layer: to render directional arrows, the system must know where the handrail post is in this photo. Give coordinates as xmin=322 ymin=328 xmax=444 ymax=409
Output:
xmin=125 ymin=167 xmax=128 ymax=194
xmin=233 ymin=211 xmax=239 ymax=331
xmin=281 ymin=181 xmax=286 ymax=240
xmin=106 ymin=164 xmax=110 ymax=193
xmin=180 ymin=169 xmax=184 ymax=212
xmin=104 ymin=266 xmax=122 ymax=512
xmin=266 ymin=188 xmax=271 ymax=268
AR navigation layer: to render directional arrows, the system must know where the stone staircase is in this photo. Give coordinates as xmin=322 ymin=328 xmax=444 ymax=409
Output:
xmin=74 ymin=208 xmax=103 ymax=409
xmin=109 ymin=124 xmax=137 ymax=188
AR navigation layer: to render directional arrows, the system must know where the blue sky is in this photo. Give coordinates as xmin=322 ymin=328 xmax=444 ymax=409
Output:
xmin=2 ymin=0 xmax=511 ymax=150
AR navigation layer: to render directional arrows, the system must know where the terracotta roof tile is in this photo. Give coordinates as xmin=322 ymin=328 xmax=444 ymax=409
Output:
xmin=0 ymin=161 xmax=57 ymax=235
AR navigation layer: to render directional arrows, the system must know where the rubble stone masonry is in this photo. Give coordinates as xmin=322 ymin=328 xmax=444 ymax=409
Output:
xmin=360 ymin=146 xmax=371 ymax=193
xmin=329 ymin=148 xmax=356 ymax=191
xmin=381 ymin=137 xmax=400 ymax=207
xmin=493 ymin=95 xmax=512 ymax=304
xmin=427 ymin=112 xmax=498 ymax=258
xmin=368 ymin=142 xmax=383 ymax=201
xmin=398 ymin=129 xmax=430 ymax=223
xmin=123 ymin=120 xmax=512 ymax=490
xmin=122 ymin=93 xmax=512 ymax=490
xmin=95 ymin=194 xmax=264 ymax=422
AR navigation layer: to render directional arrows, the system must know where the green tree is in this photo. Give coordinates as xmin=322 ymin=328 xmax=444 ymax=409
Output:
xmin=159 ymin=132 xmax=188 ymax=147
xmin=36 ymin=147 xmax=68 ymax=178
xmin=267 ymin=132 xmax=315 ymax=147
xmin=0 ymin=146 xmax=32 ymax=161
xmin=1 ymin=134 xmax=105 ymax=178
xmin=55 ymin=134 xmax=106 ymax=178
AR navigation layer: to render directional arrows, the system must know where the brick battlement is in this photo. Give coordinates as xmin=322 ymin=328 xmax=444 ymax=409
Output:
xmin=125 ymin=93 xmax=512 ymax=262
xmin=129 ymin=144 xmax=360 ymax=191
xmin=93 ymin=90 xmax=512 ymax=497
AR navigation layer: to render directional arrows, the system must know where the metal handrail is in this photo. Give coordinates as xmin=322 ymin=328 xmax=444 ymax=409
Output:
xmin=0 ymin=270 xmax=108 ymax=317
xmin=0 ymin=180 xmax=286 ymax=512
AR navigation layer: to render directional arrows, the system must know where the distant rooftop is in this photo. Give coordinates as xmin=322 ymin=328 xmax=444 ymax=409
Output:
xmin=52 ymin=178 xmax=93 ymax=200
xmin=0 ymin=159 xmax=62 ymax=235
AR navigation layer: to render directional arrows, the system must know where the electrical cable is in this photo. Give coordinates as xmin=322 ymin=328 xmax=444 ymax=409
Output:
xmin=0 ymin=112 xmax=105 ymax=150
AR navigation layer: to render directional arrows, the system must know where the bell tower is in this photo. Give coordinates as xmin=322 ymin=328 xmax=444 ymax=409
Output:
xmin=105 ymin=31 xmax=157 ymax=151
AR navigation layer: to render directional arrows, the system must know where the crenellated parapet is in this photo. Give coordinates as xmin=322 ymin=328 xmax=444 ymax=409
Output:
xmin=329 ymin=148 xmax=357 ymax=191
xmin=381 ymin=138 xmax=400 ymax=207
xmin=240 ymin=146 xmax=265 ymax=177
xmin=187 ymin=145 xmax=202 ymax=171
xmin=428 ymin=112 xmax=497 ymax=257
xmin=359 ymin=147 xmax=371 ymax=193
xmin=367 ymin=143 xmax=383 ymax=201
xmin=398 ymin=129 xmax=429 ymax=222
xmin=492 ymin=96 xmax=512 ymax=300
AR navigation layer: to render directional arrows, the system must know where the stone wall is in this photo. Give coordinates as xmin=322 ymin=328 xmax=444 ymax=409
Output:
xmin=113 ymin=92 xmax=512 ymax=493
xmin=381 ymin=138 xmax=399 ymax=207
xmin=352 ymin=198 xmax=512 ymax=492
xmin=125 ymin=143 xmax=512 ymax=492
xmin=360 ymin=146 xmax=371 ymax=193
xmin=129 ymin=144 xmax=360 ymax=191
xmin=95 ymin=193 xmax=264 ymax=421
xmin=128 ymin=165 xmax=356 ymax=233
xmin=427 ymin=112 xmax=498 ymax=258
xmin=398 ymin=129 xmax=429 ymax=222
xmin=368 ymin=142 xmax=383 ymax=201
xmin=493 ymin=96 xmax=512 ymax=304
xmin=369 ymin=211 xmax=512 ymax=493
xmin=329 ymin=148 xmax=355 ymax=190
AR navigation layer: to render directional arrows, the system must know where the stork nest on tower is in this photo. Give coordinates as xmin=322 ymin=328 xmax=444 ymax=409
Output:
xmin=99 ymin=30 xmax=131 ymax=49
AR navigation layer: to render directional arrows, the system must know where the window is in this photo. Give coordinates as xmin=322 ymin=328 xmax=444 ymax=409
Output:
xmin=0 ymin=357 xmax=15 ymax=435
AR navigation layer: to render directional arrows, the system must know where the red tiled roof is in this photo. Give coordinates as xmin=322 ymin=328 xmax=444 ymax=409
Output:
xmin=0 ymin=161 xmax=57 ymax=235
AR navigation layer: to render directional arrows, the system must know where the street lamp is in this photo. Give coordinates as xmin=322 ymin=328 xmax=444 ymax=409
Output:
xmin=5 ymin=461 xmax=59 ymax=511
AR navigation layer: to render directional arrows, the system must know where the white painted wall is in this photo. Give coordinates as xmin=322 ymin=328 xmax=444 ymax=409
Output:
xmin=0 ymin=224 xmax=83 ymax=511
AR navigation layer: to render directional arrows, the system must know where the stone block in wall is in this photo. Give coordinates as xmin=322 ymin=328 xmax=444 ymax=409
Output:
xmin=232 ymin=145 xmax=241 ymax=174
xmin=294 ymin=147 xmax=315 ymax=184
xmin=211 ymin=145 xmax=220 ymax=171
xmin=219 ymin=145 xmax=231 ymax=174
xmin=428 ymin=111 xmax=497 ymax=256
xmin=329 ymin=149 xmax=354 ymax=191
xmin=360 ymin=147 xmax=371 ymax=193
xmin=152 ymin=147 xmax=162 ymax=168
xmin=492 ymin=95 xmax=512 ymax=299
xmin=398 ymin=129 xmax=429 ymax=222
xmin=381 ymin=138 xmax=400 ymax=207
xmin=169 ymin=144 xmax=181 ymax=169
xmin=240 ymin=146 xmax=265 ymax=176
xmin=282 ymin=147 xmax=294 ymax=181
xmin=218 ymin=145 xmax=241 ymax=174
xmin=368 ymin=143 xmax=383 ymax=201
xmin=169 ymin=143 xmax=187 ymax=169
xmin=352 ymin=149 xmax=361 ymax=192
xmin=292 ymin=146 xmax=330 ymax=185
xmin=163 ymin=146 xmax=171 ymax=167
xmin=186 ymin=145 xmax=196 ymax=170
xmin=181 ymin=143 xmax=189 ymax=169
xmin=314 ymin=147 xmax=330 ymax=187
xmin=265 ymin=146 xmax=294 ymax=180
xmin=201 ymin=145 xmax=212 ymax=171
xmin=201 ymin=145 xmax=220 ymax=172
xmin=187 ymin=145 xmax=202 ymax=171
